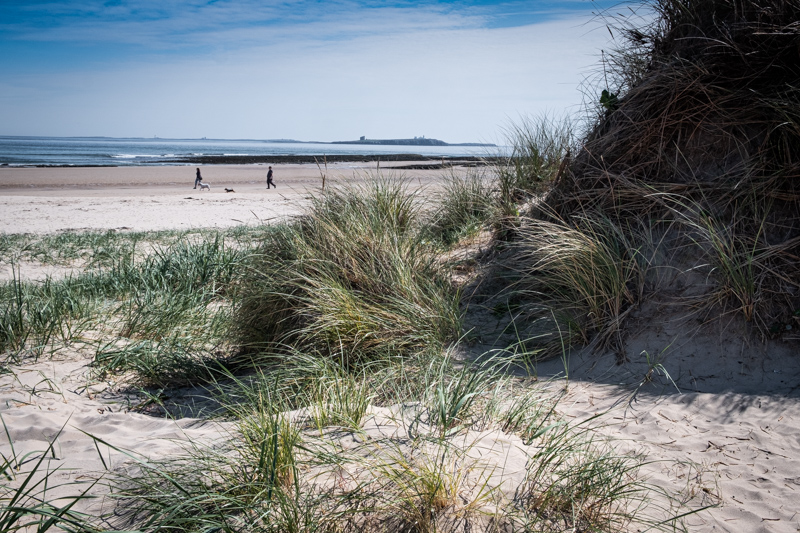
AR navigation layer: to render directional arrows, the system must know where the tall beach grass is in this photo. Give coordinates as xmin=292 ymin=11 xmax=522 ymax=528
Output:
xmin=234 ymin=177 xmax=462 ymax=365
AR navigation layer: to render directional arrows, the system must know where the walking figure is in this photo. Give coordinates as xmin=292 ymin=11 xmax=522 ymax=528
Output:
xmin=194 ymin=168 xmax=202 ymax=189
xmin=266 ymin=166 xmax=276 ymax=189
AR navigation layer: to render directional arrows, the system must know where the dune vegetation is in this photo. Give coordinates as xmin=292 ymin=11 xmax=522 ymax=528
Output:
xmin=2 ymin=180 xmax=680 ymax=532
xmin=3 ymin=0 xmax=800 ymax=531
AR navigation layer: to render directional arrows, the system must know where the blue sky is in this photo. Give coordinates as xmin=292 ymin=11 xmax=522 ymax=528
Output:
xmin=0 ymin=1 xmax=616 ymax=142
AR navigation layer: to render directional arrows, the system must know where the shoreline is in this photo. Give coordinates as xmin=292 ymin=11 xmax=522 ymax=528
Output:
xmin=0 ymin=155 xmax=498 ymax=169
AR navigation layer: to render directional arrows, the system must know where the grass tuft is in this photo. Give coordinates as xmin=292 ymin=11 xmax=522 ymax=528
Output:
xmin=234 ymin=177 xmax=462 ymax=363
xmin=508 ymin=213 xmax=646 ymax=355
xmin=426 ymin=168 xmax=496 ymax=246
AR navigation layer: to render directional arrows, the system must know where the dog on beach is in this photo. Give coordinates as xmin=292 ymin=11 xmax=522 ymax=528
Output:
xmin=224 ymin=188 xmax=235 ymax=193
xmin=199 ymin=182 xmax=211 ymax=191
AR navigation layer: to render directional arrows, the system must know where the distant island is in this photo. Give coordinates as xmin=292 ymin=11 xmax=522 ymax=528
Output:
xmin=260 ymin=137 xmax=495 ymax=147
xmin=330 ymin=137 xmax=495 ymax=147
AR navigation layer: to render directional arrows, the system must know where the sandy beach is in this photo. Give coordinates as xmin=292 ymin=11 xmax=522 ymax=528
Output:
xmin=0 ymin=162 xmax=447 ymax=233
xmin=1 ymin=164 xmax=799 ymax=532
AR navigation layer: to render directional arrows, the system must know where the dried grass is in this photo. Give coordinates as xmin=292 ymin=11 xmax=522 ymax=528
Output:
xmin=547 ymin=0 xmax=800 ymax=337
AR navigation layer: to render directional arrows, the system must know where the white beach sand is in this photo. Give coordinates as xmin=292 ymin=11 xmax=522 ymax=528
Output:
xmin=532 ymin=329 xmax=800 ymax=532
xmin=0 ymin=162 xmax=445 ymax=233
xmin=1 ymin=164 xmax=799 ymax=531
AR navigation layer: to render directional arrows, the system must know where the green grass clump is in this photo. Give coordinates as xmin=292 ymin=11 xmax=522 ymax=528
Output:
xmin=304 ymin=367 xmax=372 ymax=432
xmin=497 ymin=115 xmax=573 ymax=203
xmin=106 ymin=402 xmax=308 ymax=533
xmin=101 ymin=350 xmax=682 ymax=533
xmin=1 ymin=230 xmax=256 ymax=385
xmin=93 ymin=336 xmax=225 ymax=388
xmin=88 ymin=236 xmax=251 ymax=386
xmin=0 ymin=267 xmax=99 ymax=356
xmin=426 ymin=168 xmax=495 ymax=246
xmin=119 ymin=234 xmax=245 ymax=296
xmin=509 ymin=213 xmax=646 ymax=355
xmin=513 ymin=421 xmax=652 ymax=532
xmin=417 ymin=355 xmax=499 ymax=438
xmin=359 ymin=435 xmax=497 ymax=533
xmin=235 ymin=178 xmax=462 ymax=363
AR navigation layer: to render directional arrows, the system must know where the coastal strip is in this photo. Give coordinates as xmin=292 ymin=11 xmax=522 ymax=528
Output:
xmin=0 ymin=162 xmax=455 ymax=233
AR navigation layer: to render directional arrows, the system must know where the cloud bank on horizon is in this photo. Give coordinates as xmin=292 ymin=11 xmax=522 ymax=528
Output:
xmin=0 ymin=0 xmax=615 ymax=142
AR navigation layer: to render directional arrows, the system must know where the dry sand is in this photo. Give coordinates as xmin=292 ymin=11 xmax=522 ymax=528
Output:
xmin=0 ymin=162 xmax=445 ymax=233
xmin=1 ymin=164 xmax=799 ymax=531
xmin=532 ymin=328 xmax=800 ymax=532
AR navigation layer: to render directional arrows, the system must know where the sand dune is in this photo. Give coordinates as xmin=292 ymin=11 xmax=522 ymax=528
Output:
xmin=1 ymin=164 xmax=799 ymax=532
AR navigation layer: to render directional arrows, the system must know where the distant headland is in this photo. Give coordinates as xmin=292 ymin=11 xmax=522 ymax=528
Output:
xmin=265 ymin=137 xmax=495 ymax=147
xmin=329 ymin=137 xmax=495 ymax=147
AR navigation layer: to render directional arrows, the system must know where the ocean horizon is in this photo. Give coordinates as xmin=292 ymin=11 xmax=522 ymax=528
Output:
xmin=0 ymin=136 xmax=500 ymax=167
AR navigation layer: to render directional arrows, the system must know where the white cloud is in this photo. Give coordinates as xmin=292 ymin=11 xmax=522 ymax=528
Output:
xmin=4 ymin=1 xmax=487 ymax=50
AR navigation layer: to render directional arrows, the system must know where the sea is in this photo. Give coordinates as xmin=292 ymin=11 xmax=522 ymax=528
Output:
xmin=0 ymin=136 xmax=497 ymax=167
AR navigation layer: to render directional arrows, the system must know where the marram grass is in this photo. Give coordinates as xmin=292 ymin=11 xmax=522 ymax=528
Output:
xmin=99 ymin=352 xmax=691 ymax=533
xmin=234 ymin=177 xmax=462 ymax=364
xmin=508 ymin=212 xmax=646 ymax=355
xmin=0 ymin=159 xmax=709 ymax=532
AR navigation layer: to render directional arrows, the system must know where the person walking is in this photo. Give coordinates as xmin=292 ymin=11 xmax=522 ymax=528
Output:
xmin=194 ymin=168 xmax=202 ymax=189
xmin=266 ymin=166 xmax=276 ymax=189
